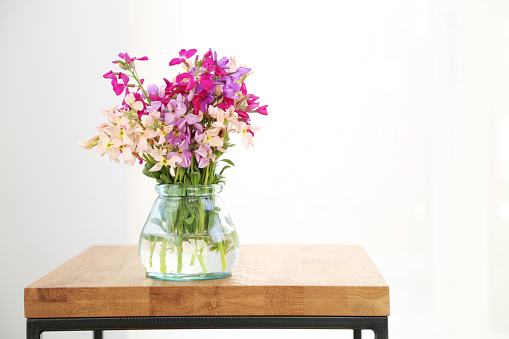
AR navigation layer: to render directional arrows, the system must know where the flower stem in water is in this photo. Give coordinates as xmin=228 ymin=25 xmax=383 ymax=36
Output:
xmin=198 ymin=247 xmax=207 ymax=273
xmin=190 ymin=239 xmax=197 ymax=266
xmin=177 ymin=242 xmax=183 ymax=274
xmin=218 ymin=241 xmax=226 ymax=271
xmin=149 ymin=236 xmax=158 ymax=268
xmin=159 ymin=238 xmax=167 ymax=273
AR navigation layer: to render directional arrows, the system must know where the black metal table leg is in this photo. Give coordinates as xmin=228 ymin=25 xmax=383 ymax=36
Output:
xmin=26 ymin=319 xmax=41 ymax=339
xmin=27 ymin=316 xmax=388 ymax=338
xmin=354 ymin=329 xmax=362 ymax=339
xmin=373 ymin=317 xmax=388 ymax=339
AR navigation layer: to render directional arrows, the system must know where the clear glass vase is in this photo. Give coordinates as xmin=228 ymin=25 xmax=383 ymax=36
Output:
xmin=138 ymin=184 xmax=239 ymax=281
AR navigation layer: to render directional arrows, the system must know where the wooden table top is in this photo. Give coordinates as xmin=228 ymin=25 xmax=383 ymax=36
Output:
xmin=25 ymin=245 xmax=389 ymax=318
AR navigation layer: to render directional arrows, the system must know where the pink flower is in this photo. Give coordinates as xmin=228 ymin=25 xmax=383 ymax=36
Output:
xmin=194 ymin=143 xmax=213 ymax=168
xmin=125 ymin=93 xmax=144 ymax=111
xmin=78 ymin=135 xmax=99 ymax=150
xmin=96 ymin=134 xmax=122 ymax=162
xmin=237 ymin=124 xmax=261 ymax=149
xmin=149 ymin=148 xmax=182 ymax=175
xmin=135 ymin=127 xmax=157 ymax=152
xmin=202 ymin=128 xmax=223 ymax=148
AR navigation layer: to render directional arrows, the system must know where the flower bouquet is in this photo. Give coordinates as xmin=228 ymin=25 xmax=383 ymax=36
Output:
xmin=80 ymin=49 xmax=267 ymax=280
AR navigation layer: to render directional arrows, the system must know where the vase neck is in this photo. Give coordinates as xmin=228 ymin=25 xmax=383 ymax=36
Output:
xmin=155 ymin=184 xmax=223 ymax=197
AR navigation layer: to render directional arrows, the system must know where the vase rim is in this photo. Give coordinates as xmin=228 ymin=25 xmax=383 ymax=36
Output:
xmin=155 ymin=183 xmax=223 ymax=196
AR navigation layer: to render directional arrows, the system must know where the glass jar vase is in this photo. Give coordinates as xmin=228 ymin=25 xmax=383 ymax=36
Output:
xmin=138 ymin=184 xmax=239 ymax=281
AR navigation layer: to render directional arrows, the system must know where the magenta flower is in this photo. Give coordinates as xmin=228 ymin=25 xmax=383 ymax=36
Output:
xmin=176 ymin=71 xmax=214 ymax=91
xmin=236 ymin=110 xmax=250 ymax=121
xmin=169 ymin=49 xmax=197 ymax=66
xmin=103 ymin=71 xmax=129 ymax=96
xmin=103 ymin=70 xmax=115 ymax=79
xmin=113 ymin=52 xmax=148 ymax=64
xmin=217 ymin=97 xmax=235 ymax=111
xmin=192 ymin=96 xmax=202 ymax=115
xmin=201 ymin=56 xmax=228 ymax=77
xmin=256 ymin=105 xmax=268 ymax=115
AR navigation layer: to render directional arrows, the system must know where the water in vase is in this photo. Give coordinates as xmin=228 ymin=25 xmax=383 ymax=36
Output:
xmin=139 ymin=231 xmax=239 ymax=280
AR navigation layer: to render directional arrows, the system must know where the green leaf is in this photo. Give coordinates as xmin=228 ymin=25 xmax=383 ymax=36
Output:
xmin=142 ymin=163 xmax=159 ymax=179
xmin=178 ymin=208 xmax=188 ymax=223
xmin=148 ymin=218 xmax=163 ymax=227
xmin=219 ymin=165 xmax=231 ymax=175
xmin=208 ymin=212 xmax=218 ymax=231
xmin=184 ymin=176 xmax=191 ymax=185
xmin=190 ymin=172 xmax=201 ymax=185
xmin=219 ymin=159 xmax=235 ymax=166
xmin=232 ymin=232 xmax=239 ymax=247
xmin=174 ymin=235 xmax=183 ymax=247
xmin=184 ymin=215 xmax=195 ymax=225
xmin=160 ymin=174 xmax=170 ymax=183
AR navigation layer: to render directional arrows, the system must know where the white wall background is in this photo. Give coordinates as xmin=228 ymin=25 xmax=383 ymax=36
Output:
xmin=1 ymin=0 xmax=508 ymax=338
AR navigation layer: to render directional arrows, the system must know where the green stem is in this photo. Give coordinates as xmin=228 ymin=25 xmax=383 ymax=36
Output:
xmin=199 ymin=202 xmax=205 ymax=234
xmin=149 ymin=236 xmax=158 ymax=268
xmin=197 ymin=248 xmax=207 ymax=273
xmin=146 ymin=154 xmax=156 ymax=163
xmin=204 ymin=165 xmax=210 ymax=185
xmin=131 ymin=69 xmax=151 ymax=106
xmin=218 ymin=241 xmax=226 ymax=271
xmin=159 ymin=238 xmax=167 ymax=273
xmin=190 ymin=239 xmax=197 ymax=266
xmin=174 ymin=166 xmax=182 ymax=184
xmin=177 ymin=243 xmax=183 ymax=274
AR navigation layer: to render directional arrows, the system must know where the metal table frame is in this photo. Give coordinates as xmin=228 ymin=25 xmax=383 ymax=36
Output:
xmin=26 ymin=316 xmax=388 ymax=339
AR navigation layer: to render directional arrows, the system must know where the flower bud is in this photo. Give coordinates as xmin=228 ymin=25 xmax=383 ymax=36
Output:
xmin=118 ymin=61 xmax=130 ymax=70
xmin=78 ymin=141 xmax=92 ymax=150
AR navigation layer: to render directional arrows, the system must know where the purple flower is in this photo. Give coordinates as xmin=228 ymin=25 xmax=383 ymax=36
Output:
xmin=223 ymin=77 xmax=240 ymax=99
xmin=194 ymin=143 xmax=212 ymax=168
xmin=168 ymin=139 xmax=193 ymax=168
xmin=164 ymin=99 xmax=187 ymax=125
xmin=148 ymin=101 xmax=162 ymax=112
xmin=147 ymin=84 xmax=159 ymax=96
xmin=166 ymin=126 xmax=189 ymax=147
xmin=216 ymin=57 xmax=230 ymax=69
xmin=200 ymin=93 xmax=214 ymax=113
xmin=230 ymin=67 xmax=251 ymax=80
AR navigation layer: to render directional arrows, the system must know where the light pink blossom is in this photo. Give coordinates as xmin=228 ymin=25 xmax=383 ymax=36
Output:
xmin=149 ymin=148 xmax=182 ymax=175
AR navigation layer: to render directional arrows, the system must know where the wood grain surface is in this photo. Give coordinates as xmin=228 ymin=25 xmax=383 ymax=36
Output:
xmin=24 ymin=245 xmax=389 ymax=318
